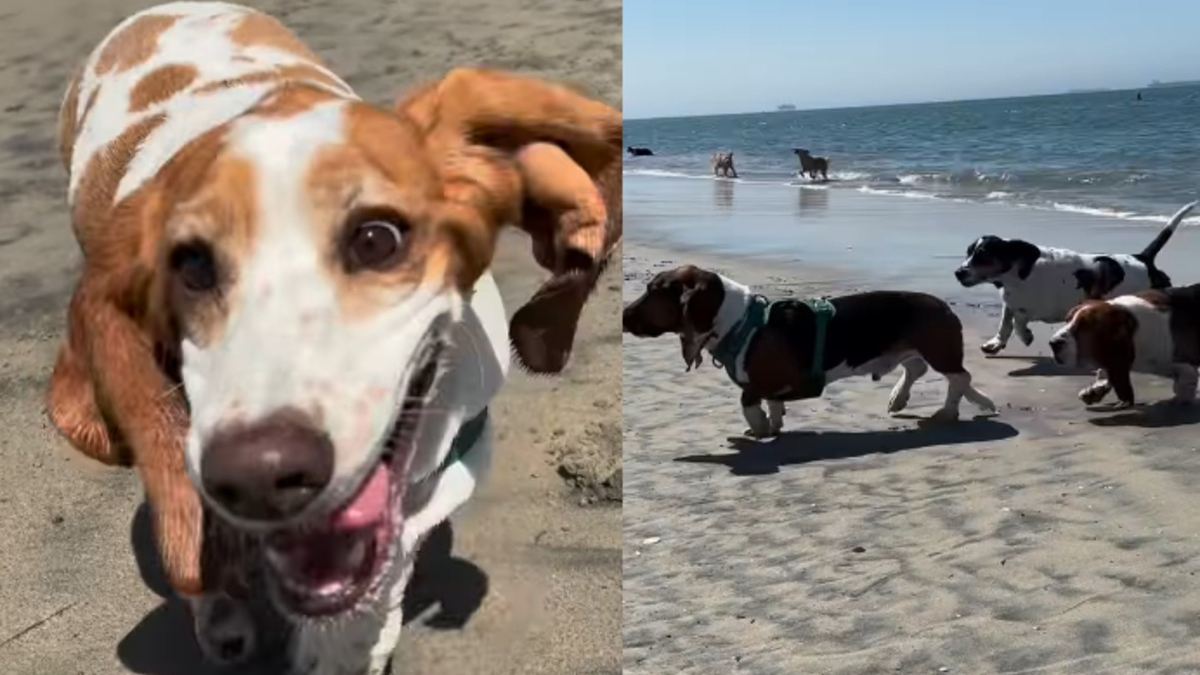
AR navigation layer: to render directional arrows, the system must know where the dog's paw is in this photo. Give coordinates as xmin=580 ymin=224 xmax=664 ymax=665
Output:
xmin=1017 ymin=327 xmax=1035 ymax=346
xmin=743 ymin=426 xmax=775 ymax=439
xmin=980 ymin=339 xmax=1005 ymax=355
xmin=1078 ymin=386 xmax=1109 ymax=406
xmin=928 ymin=408 xmax=960 ymax=425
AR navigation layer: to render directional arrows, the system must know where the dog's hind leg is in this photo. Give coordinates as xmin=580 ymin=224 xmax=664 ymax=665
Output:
xmin=962 ymin=376 xmax=997 ymax=413
xmin=887 ymin=357 xmax=928 ymax=413
xmin=1170 ymin=364 xmax=1197 ymax=405
xmin=766 ymin=400 xmax=786 ymax=434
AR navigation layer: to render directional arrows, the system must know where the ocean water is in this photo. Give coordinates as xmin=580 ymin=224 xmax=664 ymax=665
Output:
xmin=625 ymin=86 xmax=1200 ymax=224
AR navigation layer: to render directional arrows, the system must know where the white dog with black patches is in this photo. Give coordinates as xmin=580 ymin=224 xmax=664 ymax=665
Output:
xmin=954 ymin=201 xmax=1197 ymax=355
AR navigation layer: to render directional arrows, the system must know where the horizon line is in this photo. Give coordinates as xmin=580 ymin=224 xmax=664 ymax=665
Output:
xmin=624 ymin=81 xmax=1194 ymax=122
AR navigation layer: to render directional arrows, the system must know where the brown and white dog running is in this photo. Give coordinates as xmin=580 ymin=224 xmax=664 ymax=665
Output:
xmin=711 ymin=151 xmax=738 ymax=178
xmin=1049 ymin=284 xmax=1200 ymax=408
xmin=622 ymin=265 xmax=996 ymax=437
xmin=47 ymin=2 xmax=620 ymax=673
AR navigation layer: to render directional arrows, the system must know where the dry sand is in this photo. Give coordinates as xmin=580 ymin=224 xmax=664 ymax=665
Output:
xmin=0 ymin=1 xmax=621 ymax=674
xmin=623 ymin=240 xmax=1200 ymax=675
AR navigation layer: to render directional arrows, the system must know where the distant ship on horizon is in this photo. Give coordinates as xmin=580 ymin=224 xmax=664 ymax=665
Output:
xmin=776 ymin=103 xmax=796 ymax=111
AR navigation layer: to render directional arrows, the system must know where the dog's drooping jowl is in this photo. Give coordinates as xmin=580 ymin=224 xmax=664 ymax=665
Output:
xmin=1049 ymin=284 xmax=1200 ymax=409
xmin=711 ymin=151 xmax=738 ymax=178
xmin=954 ymin=201 xmax=1197 ymax=356
xmin=623 ymin=265 xmax=996 ymax=437
xmin=793 ymin=148 xmax=830 ymax=181
xmin=628 ymin=146 xmax=654 ymax=156
xmin=46 ymin=2 xmax=620 ymax=673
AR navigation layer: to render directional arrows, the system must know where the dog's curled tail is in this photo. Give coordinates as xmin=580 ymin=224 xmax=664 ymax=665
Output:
xmin=1138 ymin=200 xmax=1198 ymax=263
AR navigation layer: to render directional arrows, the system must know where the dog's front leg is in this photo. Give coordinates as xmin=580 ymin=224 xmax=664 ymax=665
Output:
xmin=981 ymin=305 xmax=1015 ymax=355
xmin=740 ymin=390 xmax=773 ymax=438
xmin=367 ymin=559 xmax=416 ymax=675
xmin=1107 ymin=368 xmax=1136 ymax=408
xmin=1170 ymin=364 xmax=1198 ymax=405
xmin=1078 ymin=369 xmax=1112 ymax=405
xmin=766 ymin=400 xmax=785 ymax=435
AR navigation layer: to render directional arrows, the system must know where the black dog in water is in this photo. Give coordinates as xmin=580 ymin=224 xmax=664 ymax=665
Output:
xmin=793 ymin=148 xmax=830 ymax=181
xmin=627 ymin=146 xmax=654 ymax=156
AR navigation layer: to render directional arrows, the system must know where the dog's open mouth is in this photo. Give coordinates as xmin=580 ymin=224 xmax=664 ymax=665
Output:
xmin=262 ymin=341 xmax=444 ymax=618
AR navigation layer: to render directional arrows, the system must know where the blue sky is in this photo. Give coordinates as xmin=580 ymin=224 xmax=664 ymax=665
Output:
xmin=624 ymin=0 xmax=1200 ymax=119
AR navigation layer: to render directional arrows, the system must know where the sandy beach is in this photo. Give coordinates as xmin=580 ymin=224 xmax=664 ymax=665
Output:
xmin=0 ymin=1 xmax=621 ymax=674
xmin=622 ymin=176 xmax=1200 ymax=674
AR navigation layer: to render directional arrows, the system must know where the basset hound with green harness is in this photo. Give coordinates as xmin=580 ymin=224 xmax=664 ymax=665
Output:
xmin=623 ymin=265 xmax=997 ymax=437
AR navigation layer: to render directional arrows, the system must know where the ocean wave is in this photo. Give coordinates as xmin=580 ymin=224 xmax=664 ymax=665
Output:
xmin=625 ymin=164 xmax=1198 ymax=225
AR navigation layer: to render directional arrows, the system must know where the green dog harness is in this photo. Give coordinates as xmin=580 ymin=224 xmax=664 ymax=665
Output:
xmin=710 ymin=296 xmax=837 ymax=398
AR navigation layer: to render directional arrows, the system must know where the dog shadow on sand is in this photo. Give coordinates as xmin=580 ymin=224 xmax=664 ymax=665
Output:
xmin=675 ymin=416 xmax=1018 ymax=476
xmin=985 ymin=354 xmax=1079 ymax=378
xmin=117 ymin=504 xmax=488 ymax=674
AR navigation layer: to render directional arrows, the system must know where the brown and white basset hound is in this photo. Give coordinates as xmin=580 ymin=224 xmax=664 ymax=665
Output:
xmin=623 ymin=265 xmax=996 ymax=437
xmin=46 ymin=2 xmax=620 ymax=673
xmin=1049 ymin=284 xmax=1200 ymax=408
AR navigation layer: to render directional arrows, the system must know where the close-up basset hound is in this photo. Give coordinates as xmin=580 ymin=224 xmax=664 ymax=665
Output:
xmin=46 ymin=1 xmax=620 ymax=673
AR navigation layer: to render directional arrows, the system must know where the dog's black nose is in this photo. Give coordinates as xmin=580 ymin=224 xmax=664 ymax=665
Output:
xmin=954 ymin=267 xmax=969 ymax=280
xmin=201 ymin=408 xmax=334 ymax=522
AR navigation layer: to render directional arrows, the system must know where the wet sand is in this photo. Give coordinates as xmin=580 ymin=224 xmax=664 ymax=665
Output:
xmin=0 ymin=1 xmax=621 ymax=674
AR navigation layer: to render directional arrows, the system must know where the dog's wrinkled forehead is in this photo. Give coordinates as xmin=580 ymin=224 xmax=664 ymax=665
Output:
xmin=159 ymin=93 xmax=474 ymax=347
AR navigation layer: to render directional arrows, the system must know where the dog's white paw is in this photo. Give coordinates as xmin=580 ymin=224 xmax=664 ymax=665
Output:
xmin=980 ymin=338 xmax=1006 ymax=355
xmin=1017 ymin=326 xmax=1034 ymax=346
xmin=1078 ymin=385 xmax=1110 ymax=406
xmin=744 ymin=426 xmax=776 ymax=439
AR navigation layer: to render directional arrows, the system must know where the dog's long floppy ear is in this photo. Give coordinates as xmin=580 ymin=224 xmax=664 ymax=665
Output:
xmin=396 ymin=68 xmax=621 ymax=374
xmin=1073 ymin=256 xmax=1126 ymax=300
xmin=677 ymin=274 xmax=724 ymax=372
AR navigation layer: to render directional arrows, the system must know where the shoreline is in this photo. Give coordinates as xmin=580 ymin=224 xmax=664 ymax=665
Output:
xmin=622 ymin=237 xmax=1200 ymax=674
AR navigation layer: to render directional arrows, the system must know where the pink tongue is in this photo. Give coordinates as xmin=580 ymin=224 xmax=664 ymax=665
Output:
xmin=328 ymin=464 xmax=390 ymax=530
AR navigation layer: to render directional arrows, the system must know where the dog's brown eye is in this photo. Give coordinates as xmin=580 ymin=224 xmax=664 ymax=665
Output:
xmin=345 ymin=218 xmax=406 ymax=271
xmin=170 ymin=241 xmax=218 ymax=293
